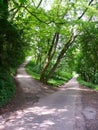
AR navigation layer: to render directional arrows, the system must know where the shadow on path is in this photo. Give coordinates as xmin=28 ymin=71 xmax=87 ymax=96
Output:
xmin=0 ymin=58 xmax=98 ymax=130
xmin=0 ymin=77 xmax=86 ymax=130
xmin=0 ymin=57 xmax=56 ymax=114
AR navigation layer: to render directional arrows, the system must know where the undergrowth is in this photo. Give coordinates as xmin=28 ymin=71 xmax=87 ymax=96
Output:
xmin=26 ymin=60 xmax=72 ymax=87
xmin=77 ymin=76 xmax=98 ymax=91
xmin=0 ymin=68 xmax=15 ymax=107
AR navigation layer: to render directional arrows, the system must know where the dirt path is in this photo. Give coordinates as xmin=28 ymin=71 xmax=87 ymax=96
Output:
xmin=0 ymin=58 xmax=98 ymax=130
xmin=0 ymin=77 xmax=84 ymax=130
xmin=0 ymin=57 xmax=56 ymax=114
xmin=80 ymin=87 xmax=98 ymax=130
xmin=15 ymin=57 xmax=56 ymax=104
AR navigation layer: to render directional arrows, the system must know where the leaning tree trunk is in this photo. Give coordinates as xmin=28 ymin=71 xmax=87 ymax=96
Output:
xmin=40 ymin=32 xmax=59 ymax=82
xmin=45 ymin=33 xmax=77 ymax=83
xmin=40 ymin=0 xmax=93 ymax=83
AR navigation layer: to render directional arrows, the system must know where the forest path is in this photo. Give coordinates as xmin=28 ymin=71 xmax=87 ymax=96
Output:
xmin=0 ymin=77 xmax=85 ymax=130
xmin=0 ymin=57 xmax=56 ymax=114
xmin=15 ymin=56 xmax=55 ymax=99
xmin=0 ymin=58 xmax=98 ymax=130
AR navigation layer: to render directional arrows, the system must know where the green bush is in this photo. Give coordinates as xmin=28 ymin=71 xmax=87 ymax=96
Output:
xmin=0 ymin=70 xmax=15 ymax=107
xmin=94 ymin=73 xmax=98 ymax=84
xmin=26 ymin=60 xmax=73 ymax=86
xmin=77 ymin=76 xmax=98 ymax=91
xmin=26 ymin=61 xmax=40 ymax=80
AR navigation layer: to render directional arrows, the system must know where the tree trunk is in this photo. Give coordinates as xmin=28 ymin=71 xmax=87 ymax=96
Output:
xmin=3 ymin=0 xmax=8 ymax=19
xmin=45 ymin=33 xmax=76 ymax=82
xmin=40 ymin=32 xmax=59 ymax=82
xmin=0 ymin=0 xmax=8 ymax=66
xmin=0 ymin=41 xmax=3 ymax=66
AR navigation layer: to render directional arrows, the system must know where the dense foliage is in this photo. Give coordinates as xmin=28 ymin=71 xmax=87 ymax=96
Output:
xmin=0 ymin=0 xmax=29 ymax=107
xmin=26 ymin=59 xmax=72 ymax=86
xmin=77 ymin=23 xmax=98 ymax=84
xmin=0 ymin=69 xmax=15 ymax=106
xmin=77 ymin=77 xmax=98 ymax=91
xmin=0 ymin=0 xmax=98 ymax=106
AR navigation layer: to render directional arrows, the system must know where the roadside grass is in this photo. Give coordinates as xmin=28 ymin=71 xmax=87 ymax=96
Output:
xmin=26 ymin=61 xmax=72 ymax=87
xmin=26 ymin=67 xmax=40 ymax=80
xmin=77 ymin=77 xmax=98 ymax=91
xmin=48 ymin=72 xmax=72 ymax=86
xmin=48 ymin=77 xmax=69 ymax=87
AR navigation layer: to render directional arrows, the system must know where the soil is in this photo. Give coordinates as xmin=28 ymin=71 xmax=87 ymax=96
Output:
xmin=80 ymin=86 xmax=98 ymax=130
xmin=0 ymin=76 xmax=58 ymax=115
xmin=0 ymin=58 xmax=98 ymax=130
xmin=0 ymin=57 xmax=57 ymax=115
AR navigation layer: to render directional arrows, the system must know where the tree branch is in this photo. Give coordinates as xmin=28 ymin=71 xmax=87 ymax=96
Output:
xmin=45 ymin=33 xmax=78 ymax=82
xmin=22 ymin=6 xmax=54 ymax=24
xmin=36 ymin=0 xmax=43 ymax=9
xmin=78 ymin=0 xmax=94 ymax=20
xmin=11 ymin=4 xmax=22 ymax=20
xmin=40 ymin=32 xmax=59 ymax=82
xmin=31 ymin=0 xmax=36 ymax=7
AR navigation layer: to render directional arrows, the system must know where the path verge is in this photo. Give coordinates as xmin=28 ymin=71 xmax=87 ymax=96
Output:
xmin=0 ymin=57 xmax=56 ymax=114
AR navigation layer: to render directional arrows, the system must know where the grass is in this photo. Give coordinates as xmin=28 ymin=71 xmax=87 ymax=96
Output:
xmin=48 ymin=77 xmax=68 ymax=86
xmin=77 ymin=77 xmax=98 ymax=91
xmin=48 ymin=73 xmax=72 ymax=86
xmin=26 ymin=60 xmax=72 ymax=87
xmin=26 ymin=67 xmax=40 ymax=80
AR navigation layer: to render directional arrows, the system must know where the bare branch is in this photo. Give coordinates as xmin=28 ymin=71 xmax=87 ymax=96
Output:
xmin=78 ymin=0 xmax=94 ymax=20
xmin=88 ymin=15 xmax=93 ymax=22
xmin=9 ymin=3 xmax=22 ymax=12
xmin=9 ymin=7 xmax=17 ymax=12
xmin=36 ymin=0 xmax=43 ymax=9
xmin=11 ymin=4 xmax=22 ymax=20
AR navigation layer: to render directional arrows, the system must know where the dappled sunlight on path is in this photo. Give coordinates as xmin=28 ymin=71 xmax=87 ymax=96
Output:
xmin=0 ymin=78 xmax=86 ymax=130
xmin=0 ymin=57 xmax=98 ymax=130
xmin=0 ymin=57 xmax=55 ymax=115
xmin=15 ymin=56 xmax=54 ymax=96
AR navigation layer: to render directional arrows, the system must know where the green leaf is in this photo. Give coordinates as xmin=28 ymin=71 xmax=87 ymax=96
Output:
xmin=19 ymin=0 xmax=26 ymax=4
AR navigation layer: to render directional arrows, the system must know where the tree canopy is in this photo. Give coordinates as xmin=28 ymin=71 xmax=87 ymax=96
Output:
xmin=0 ymin=0 xmax=98 ymax=106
